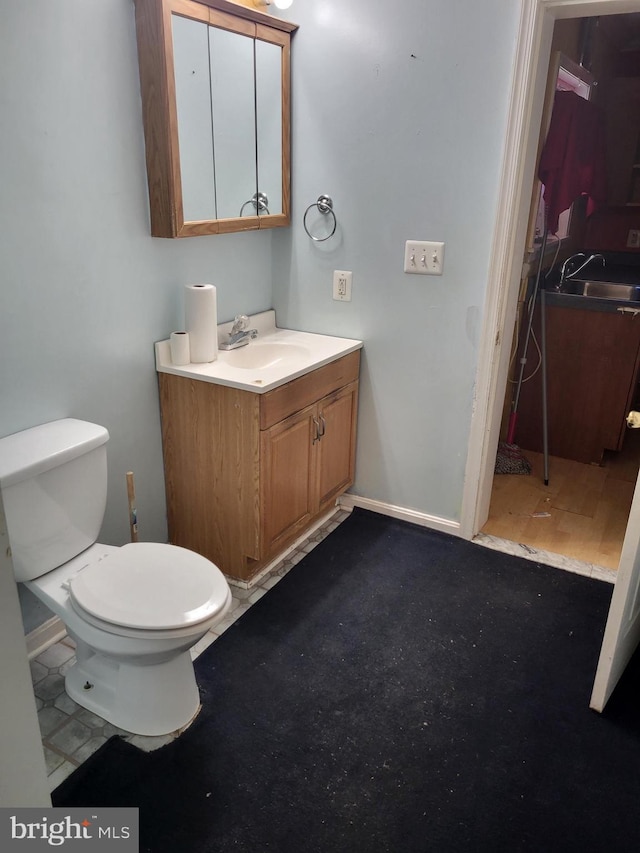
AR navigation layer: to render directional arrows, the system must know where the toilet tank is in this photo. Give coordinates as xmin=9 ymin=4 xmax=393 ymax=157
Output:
xmin=0 ymin=419 xmax=109 ymax=582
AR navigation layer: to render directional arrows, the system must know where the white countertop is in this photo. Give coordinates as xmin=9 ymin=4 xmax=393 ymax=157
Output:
xmin=155 ymin=310 xmax=363 ymax=393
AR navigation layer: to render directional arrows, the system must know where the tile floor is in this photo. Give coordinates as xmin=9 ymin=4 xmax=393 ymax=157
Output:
xmin=30 ymin=508 xmax=351 ymax=792
xmin=473 ymin=531 xmax=617 ymax=584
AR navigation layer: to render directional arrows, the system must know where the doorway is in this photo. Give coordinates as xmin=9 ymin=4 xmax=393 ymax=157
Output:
xmin=461 ymin=0 xmax=640 ymax=559
xmin=481 ymin=10 xmax=640 ymax=571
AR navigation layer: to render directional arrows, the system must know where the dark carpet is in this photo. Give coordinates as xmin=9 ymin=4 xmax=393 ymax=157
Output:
xmin=53 ymin=508 xmax=640 ymax=853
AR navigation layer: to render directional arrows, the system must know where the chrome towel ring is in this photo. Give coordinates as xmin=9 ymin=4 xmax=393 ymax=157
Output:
xmin=240 ymin=192 xmax=270 ymax=217
xmin=303 ymin=194 xmax=337 ymax=241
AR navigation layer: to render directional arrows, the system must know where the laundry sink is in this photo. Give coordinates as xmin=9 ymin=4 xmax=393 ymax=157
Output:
xmin=560 ymin=279 xmax=640 ymax=301
xmin=219 ymin=341 xmax=311 ymax=370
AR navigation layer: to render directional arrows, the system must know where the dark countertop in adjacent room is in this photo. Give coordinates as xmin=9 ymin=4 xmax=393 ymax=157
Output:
xmin=544 ymin=254 xmax=640 ymax=312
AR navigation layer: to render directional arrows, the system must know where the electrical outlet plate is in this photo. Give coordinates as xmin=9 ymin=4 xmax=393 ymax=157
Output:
xmin=404 ymin=240 xmax=445 ymax=275
xmin=333 ymin=270 xmax=352 ymax=301
xmin=627 ymin=229 xmax=640 ymax=249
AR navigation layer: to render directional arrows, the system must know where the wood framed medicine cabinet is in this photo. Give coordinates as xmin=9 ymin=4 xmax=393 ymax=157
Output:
xmin=133 ymin=0 xmax=297 ymax=237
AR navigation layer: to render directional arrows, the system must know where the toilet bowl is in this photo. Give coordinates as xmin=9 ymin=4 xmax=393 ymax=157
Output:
xmin=0 ymin=418 xmax=232 ymax=736
xmin=28 ymin=541 xmax=231 ymax=735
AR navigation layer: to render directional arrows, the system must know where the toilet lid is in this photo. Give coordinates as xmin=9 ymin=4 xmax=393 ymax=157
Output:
xmin=68 ymin=543 xmax=229 ymax=630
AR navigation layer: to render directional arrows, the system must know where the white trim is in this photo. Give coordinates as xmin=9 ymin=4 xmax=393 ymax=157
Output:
xmin=460 ymin=0 xmax=552 ymax=538
xmin=338 ymin=494 xmax=461 ymax=537
xmin=25 ymin=616 xmax=67 ymax=661
xmin=590 ymin=470 xmax=640 ymax=710
xmin=461 ymin=0 xmax=640 ymax=541
xmin=0 ymin=496 xmax=50 ymax=806
xmin=548 ymin=0 xmax=640 ymax=15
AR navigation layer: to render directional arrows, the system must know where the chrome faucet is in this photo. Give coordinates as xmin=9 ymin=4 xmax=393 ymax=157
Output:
xmin=558 ymin=253 xmax=605 ymax=290
xmin=219 ymin=315 xmax=258 ymax=350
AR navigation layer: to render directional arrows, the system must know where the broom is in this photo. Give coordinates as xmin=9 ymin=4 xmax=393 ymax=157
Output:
xmin=494 ymin=223 xmax=556 ymax=477
xmin=495 ymin=299 xmax=535 ymax=475
xmin=494 ymin=440 xmax=531 ymax=475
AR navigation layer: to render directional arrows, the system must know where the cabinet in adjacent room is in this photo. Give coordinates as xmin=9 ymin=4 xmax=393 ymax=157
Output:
xmin=514 ymin=302 xmax=640 ymax=464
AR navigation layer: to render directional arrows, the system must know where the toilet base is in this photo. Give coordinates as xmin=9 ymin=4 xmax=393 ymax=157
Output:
xmin=65 ymin=643 xmax=201 ymax=736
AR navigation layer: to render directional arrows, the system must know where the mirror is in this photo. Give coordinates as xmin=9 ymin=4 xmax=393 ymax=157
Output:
xmin=133 ymin=0 xmax=297 ymax=237
xmin=255 ymin=39 xmax=284 ymax=218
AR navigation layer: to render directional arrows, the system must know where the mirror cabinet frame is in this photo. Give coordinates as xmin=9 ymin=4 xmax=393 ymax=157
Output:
xmin=133 ymin=0 xmax=297 ymax=237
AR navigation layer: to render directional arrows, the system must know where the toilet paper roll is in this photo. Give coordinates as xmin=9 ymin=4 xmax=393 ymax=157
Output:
xmin=184 ymin=284 xmax=218 ymax=363
xmin=170 ymin=331 xmax=190 ymax=365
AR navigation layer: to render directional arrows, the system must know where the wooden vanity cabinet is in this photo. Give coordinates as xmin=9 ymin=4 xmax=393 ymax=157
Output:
xmin=158 ymin=351 xmax=359 ymax=581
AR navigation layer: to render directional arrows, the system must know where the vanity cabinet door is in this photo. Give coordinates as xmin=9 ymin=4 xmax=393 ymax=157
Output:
xmin=260 ymin=405 xmax=317 ymax=556
xmin=316 ymin=382 xmax=359 ymax=511
xmin=260 ymin=407 xmax=315 ymax=556
xmin=259 ymin=381 xmax=359 ymax=558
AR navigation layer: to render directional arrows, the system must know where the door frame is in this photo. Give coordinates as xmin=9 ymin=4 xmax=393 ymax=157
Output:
xmin=461 ymin=0 xmax=640 ymax=540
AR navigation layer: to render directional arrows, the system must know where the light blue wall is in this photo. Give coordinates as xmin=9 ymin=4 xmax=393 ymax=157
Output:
xmin=1 ymin=0 xmax=273 ymax=549
xmin=273 ymin=0 xmax=520 ymax=520
xmin=1 ymin=0 xmax=520 ymax=560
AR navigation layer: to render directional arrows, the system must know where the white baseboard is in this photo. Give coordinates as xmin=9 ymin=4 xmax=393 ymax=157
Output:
xmin=338 ymin=494 xmax=461 ymax=537
xmin=25 ymin=617 xmax=67 ymax=661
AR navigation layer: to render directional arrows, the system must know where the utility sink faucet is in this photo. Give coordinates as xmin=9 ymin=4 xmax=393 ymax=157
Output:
xmin=219 ymin=315 xmax=258 ymax=350
xmin=558 ymin=253 xmax=605 ymax=290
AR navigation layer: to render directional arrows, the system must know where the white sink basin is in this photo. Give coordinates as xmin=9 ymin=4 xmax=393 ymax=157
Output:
xmin=220 ymin=341 xmax=311 ymax=370
xmin=155 ymin=310 xmax=362 ymax=393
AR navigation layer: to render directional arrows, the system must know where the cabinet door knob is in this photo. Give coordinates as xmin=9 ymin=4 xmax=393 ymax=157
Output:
xmin=318 ymin=415 xmax=326 ymax=438
xmin=313 ymin=416 xmax=321 ymax=444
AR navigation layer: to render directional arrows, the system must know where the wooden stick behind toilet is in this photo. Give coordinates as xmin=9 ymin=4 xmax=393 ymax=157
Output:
xmin=126 ymin=471 xmax=139 ymax=543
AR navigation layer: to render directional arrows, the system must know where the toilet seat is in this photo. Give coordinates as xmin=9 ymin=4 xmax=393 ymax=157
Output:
xmin=68 ymin=542 xmax=229 ymax=632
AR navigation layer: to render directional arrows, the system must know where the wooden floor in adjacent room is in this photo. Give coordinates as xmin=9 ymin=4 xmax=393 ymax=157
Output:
xmin=481 ymin=430 xmax=640 ymax=571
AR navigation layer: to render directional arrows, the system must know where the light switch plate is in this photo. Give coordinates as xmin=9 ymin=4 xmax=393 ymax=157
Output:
xmin=404 ymin=241 xmax=445 ymax=275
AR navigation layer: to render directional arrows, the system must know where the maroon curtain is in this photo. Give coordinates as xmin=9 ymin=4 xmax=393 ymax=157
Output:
xmin=538 ymin=90 xmax=607 ymax=234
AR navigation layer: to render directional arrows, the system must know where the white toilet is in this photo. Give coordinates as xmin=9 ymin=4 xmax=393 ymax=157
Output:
xmin=0 ymin=418 xmax=232 ymax=736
